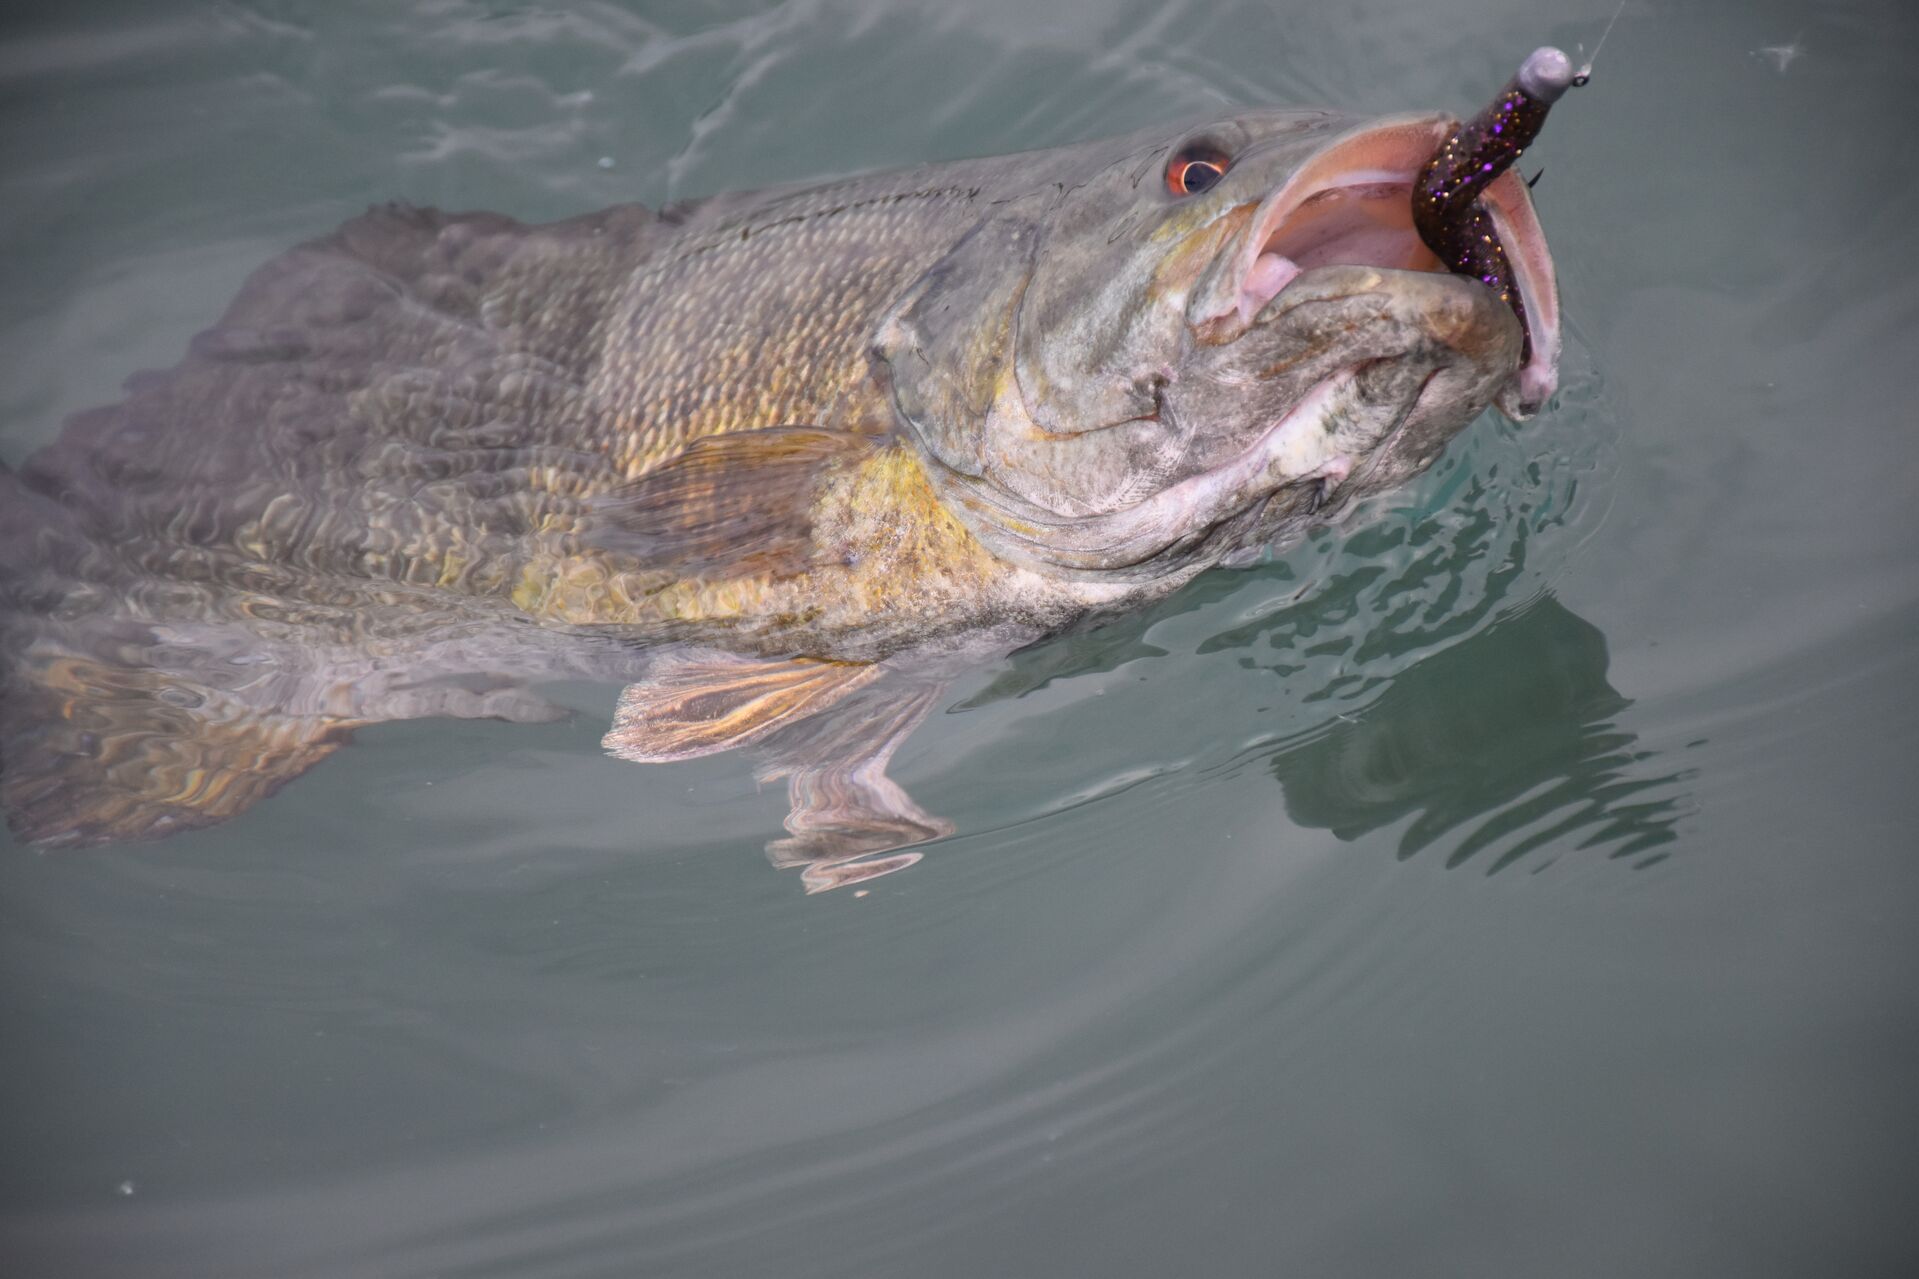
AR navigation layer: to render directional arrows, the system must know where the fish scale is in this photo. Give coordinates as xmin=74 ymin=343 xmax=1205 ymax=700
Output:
xmin=0 ymin=103 xmax=1561 ymax=861
xmin=583 ymin=168 xmax=1003 ymax=481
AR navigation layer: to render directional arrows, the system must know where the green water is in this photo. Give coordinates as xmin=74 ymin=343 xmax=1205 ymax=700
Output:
xmin=3 ymin=1 xmax=1916 ymax=1275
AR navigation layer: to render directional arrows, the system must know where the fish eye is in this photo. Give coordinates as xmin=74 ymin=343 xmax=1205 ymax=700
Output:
xmin=1166 ymin=146 xmax=1230 ymax=197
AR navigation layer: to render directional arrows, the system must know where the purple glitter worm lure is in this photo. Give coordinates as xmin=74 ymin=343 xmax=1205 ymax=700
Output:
xmin=1413 ymin=47 xmax=1578 ymax=359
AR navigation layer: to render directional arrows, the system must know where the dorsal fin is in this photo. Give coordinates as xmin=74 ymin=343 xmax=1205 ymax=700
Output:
xmin=585 ymin=427 xmax=875 ymax=578
xmin=603 ymin=650 xmax=882 ymax=763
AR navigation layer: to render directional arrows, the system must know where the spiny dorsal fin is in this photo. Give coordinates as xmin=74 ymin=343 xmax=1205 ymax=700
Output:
xmin=603 ymin=650 xmax=881 ymax=763
xmin=585 ymin=427 xmax=875 ymax=579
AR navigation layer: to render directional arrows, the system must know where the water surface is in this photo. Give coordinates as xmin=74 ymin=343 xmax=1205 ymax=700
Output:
xmin=3 ymin=1 xmax=1916 ymax=1275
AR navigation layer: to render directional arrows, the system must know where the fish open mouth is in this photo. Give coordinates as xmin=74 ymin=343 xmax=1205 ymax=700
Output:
xmin=1202 ymin=114 xmax=1560 ymax=417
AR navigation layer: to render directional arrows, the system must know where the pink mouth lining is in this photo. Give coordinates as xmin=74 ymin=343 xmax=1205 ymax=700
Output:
xmin=1207 ymin=114 xmax=1561 ymax=415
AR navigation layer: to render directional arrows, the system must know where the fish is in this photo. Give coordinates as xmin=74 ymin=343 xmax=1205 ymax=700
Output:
xmin=0 ymin=90 xmax=1562 ymax=890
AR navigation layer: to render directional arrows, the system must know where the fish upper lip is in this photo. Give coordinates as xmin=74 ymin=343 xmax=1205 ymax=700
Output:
xmin=1198 ymin=112 xmax=1561 ymax=416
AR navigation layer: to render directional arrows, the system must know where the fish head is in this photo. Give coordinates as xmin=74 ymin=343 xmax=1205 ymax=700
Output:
xmin=876 ymin=108 xmax=1560 ymax=579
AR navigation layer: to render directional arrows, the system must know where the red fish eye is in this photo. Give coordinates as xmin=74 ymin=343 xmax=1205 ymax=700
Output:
xmin=1166 ymin=149 xmax=1229 ymax=196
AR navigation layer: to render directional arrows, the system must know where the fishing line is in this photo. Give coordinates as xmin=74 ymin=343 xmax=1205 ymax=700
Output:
xmin=1574 ymin=0 xmax=1628 ymax=86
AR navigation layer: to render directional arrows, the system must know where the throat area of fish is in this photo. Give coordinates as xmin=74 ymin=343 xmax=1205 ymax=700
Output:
xmin=502 ymin=440 xmax=1159 ymax=661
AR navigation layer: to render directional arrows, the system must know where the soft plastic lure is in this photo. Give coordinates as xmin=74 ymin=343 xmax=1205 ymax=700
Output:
xmin=1413 ymin=46 xmax=1578 ymax=358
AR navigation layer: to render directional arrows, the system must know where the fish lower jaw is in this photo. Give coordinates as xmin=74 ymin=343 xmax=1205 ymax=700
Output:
xmin=1243 ymin=375 xmax=1361 ymax=486
xmin=1176 ymin=372 xmax=1375 ymax=535
xmin=1092 ymin=369 xmax=1371 ymax=560
xmin=917 ymin=366 xmax=1363 ymax=583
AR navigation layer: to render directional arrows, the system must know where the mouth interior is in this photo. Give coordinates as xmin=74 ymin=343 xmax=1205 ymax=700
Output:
xmin=1261 ymin=182 xmax=1445 ymax=277
xmin=1221 ymin=116 xmax=1559 ymax=410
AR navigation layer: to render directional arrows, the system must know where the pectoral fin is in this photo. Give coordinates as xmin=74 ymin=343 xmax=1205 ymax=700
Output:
xmin=585 ymin=427 xmax=875 ymax=578
xmin=603 ymin=654 xmax=953 ymax=892
xmin=602 ymin=650 xmax=882 ymax=763
xmin=756 ymin=678 xmax=952 ymax=892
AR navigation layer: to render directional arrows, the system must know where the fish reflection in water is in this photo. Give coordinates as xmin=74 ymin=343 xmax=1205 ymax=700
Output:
xmin=1268 ymin=595 xmax=1688 ymax=873
xmin=965 ymin=514 xmax=1689 ymax=879
xmin=1 ymin=95 xmax=1575 ymax=889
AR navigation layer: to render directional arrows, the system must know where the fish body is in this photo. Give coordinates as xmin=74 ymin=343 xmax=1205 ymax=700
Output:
xmin=0 ymin=105 xmax=1561 ymax=883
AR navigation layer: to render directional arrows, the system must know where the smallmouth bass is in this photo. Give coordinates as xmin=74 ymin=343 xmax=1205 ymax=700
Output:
xmin=0 ymin=82 xmax=1565 ymax=889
